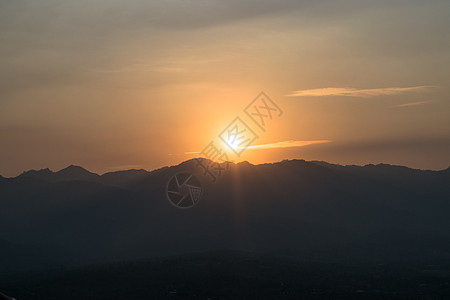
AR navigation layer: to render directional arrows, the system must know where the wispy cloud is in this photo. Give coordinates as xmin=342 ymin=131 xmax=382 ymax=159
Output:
xmin=286 ymin=86 xmax=437 ymax=98
xmin=393 ymin=100 xmax=432 ymax=108
xmin=182 ymin=140 xmax=330 ymax=155
xmin=243 ymin=140 xmax=331 ymax=150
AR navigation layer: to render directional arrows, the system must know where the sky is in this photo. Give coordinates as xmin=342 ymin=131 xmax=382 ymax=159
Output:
xmin=0 ymin=0 xmax=449 ymax=177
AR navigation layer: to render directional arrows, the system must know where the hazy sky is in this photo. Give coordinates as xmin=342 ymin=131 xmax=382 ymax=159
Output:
xmin=1 ymin=0 xmax=449 ymax=177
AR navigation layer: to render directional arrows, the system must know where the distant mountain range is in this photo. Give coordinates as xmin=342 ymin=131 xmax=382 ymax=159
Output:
xmin=15 ymin=165 xmax=155 ymax=186
xmin=0 ymin=159 xmax=449 ymax=274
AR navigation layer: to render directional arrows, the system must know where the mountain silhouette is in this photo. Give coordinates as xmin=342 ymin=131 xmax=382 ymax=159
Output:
xmin=18 ymin=165 xmax=99 ymax=182
xmin=99 ymin=169 xmax=151 ymax=187
xmin=0 ymin=159 xmax=449 ymax=274
xmin=15 ymin=165 xmax=161 ymax=188
xmin=55 ymin=165 xmax=100 ymax=182
xmin=18 ymin=168 xmax=54 ymax=181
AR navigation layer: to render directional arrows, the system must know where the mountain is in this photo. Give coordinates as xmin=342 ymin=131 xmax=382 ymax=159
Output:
xmin=99 ymin=169 xmax=150 ymax=187
xmin=14 ymin=165 xmax=155 ymax=188
xmin=17 ymin=168 xmax=54 ymax=181
xmin=18 ymin=165 xmax=99 ymax=183
xmin=0 ymin=159 xmax=449 ymax=274
xmin=54 ymin=165 xmax=100 ymax=182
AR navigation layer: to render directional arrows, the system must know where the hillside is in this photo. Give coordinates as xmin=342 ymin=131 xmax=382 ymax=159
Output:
xmin=0 ymin=159 xmax=449 ymax=274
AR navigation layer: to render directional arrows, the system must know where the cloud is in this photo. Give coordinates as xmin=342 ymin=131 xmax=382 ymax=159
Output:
xmin=286 ymin=86 xmax=437 ymax=98
xmin=393 ymin=100 xmax=432 ymax=108
xmin=182 ymin=140 xmax=330 ymax=155
xmin=243 ymin=140 xmax=331 ymax=150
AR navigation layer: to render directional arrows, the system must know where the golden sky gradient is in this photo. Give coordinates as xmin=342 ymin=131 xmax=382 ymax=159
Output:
xmin=0 ymin=0 xmax=449 ymax=177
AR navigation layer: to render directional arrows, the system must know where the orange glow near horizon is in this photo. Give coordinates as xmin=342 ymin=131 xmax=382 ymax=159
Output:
xmin=0 ymin=0 xmax=449 ymax=177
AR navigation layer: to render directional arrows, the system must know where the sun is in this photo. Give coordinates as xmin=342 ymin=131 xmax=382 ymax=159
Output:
xmin=224 ymin=137 xmax=241 ymax=152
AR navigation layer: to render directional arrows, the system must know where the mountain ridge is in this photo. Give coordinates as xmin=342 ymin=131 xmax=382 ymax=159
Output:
xmin=4 ymin=159 xmax=449 ymax=180
xmin=1 ymin=158 xmax=449 ymax=273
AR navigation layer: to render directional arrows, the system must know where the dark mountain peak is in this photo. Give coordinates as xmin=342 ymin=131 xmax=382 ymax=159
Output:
xmin=16 ymin=165 xmax=99 ymax=183
xmin=365 ymin=163 xmax=403 ymax=169
xmin=21 ymin=167 xmax=52 ymax=174
xmin=236 ymin=161 xmax=253 ymax=167
xmin=55 ymin=165 xmax=99 ymax=181
xmin=362 ymin=163 xmax=426 ymax=178
xmin=179 ymin=157 xmax=213 ymax=165
xmin=100 ymin=169 xmax=149 ymax=187
xmin=102 ymin=169 xmax=147 ymax=175
xmin=19 ymin=168 xmax=54 ymax=180
xmin=67 ymin=164 xmax=80 ymax=168
xmin=312 ymin=160 xmax=427 ymax=176
xmin=273 ymin=159 xmax=332 ymax=171
xmin=57 ymin=165 xmax=93 ymax=174
xmin=280 ymin=159 xmax=306 ymax=163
